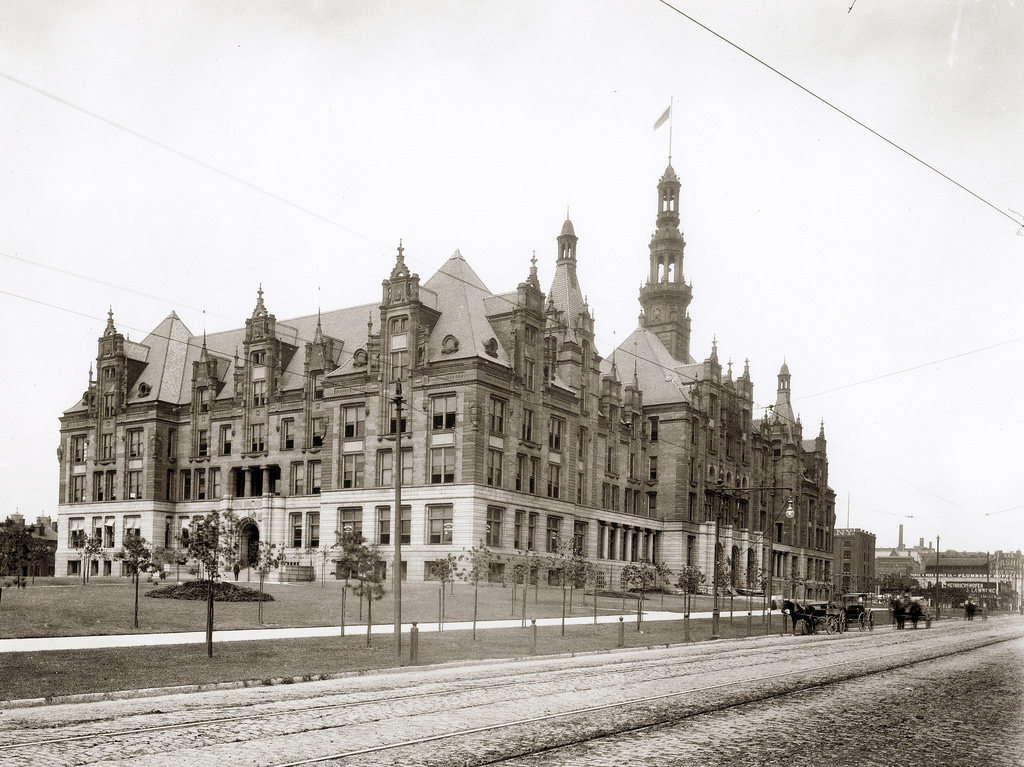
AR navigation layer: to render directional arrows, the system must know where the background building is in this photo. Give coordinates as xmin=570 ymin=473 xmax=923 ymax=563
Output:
xmin=55 ymin=165 xmax=836 ymax=594
xmin=834 ymin=528 xmax=876 ymax=594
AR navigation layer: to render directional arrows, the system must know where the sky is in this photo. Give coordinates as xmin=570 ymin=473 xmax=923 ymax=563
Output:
xmin=1 ymin=1 xmax=1021 ymax=555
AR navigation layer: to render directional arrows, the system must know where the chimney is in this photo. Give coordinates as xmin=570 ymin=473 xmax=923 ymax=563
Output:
xmin=898 ymin=524 xmax=904 ymax=550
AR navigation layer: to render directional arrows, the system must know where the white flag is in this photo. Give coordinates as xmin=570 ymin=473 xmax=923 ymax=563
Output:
xmin=653 ymin=104 xmax=671 ymax=130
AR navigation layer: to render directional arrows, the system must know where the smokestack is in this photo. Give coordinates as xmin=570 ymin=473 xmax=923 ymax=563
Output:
xmin=898 ymin=524 xmax=904 ymax=550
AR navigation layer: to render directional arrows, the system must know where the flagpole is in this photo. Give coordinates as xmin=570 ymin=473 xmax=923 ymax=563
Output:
xmin=668 ymin=95 xmax=673 ymax=163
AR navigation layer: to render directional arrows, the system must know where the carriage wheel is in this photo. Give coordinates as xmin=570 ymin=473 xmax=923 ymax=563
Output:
xmin=795 ymin=617 xmax=810 ymax=635
xmin=824 ymin=616 xmax=837 ymax=635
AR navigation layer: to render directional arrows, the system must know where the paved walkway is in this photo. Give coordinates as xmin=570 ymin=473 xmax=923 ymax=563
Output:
xmin=0 ymin=610 xmax=733 ymax=653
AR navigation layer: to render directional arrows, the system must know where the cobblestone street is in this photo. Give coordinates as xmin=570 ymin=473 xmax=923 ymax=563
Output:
xmin=1 ymin=618 xmax=1021 ymax=766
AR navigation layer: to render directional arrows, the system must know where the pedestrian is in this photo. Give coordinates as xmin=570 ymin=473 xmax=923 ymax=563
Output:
xmin=893 ymin=599 xmax=905 ymax=630
xmin=965 ymin=599 xmax=975 ymax=621
xmin=233 ymin=562 xmax=240 ymax=581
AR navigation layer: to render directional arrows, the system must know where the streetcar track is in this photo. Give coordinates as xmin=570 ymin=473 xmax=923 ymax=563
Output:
xmin=269 ymin=631 xmax=1021 ymax=767
xmin=0 ymin=626 xmax=1015 ymax=762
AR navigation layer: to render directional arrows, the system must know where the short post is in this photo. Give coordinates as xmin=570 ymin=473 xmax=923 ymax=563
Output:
xmin=618 ymin=616 xmax=625 ymax=647
xmin=410 ymin=621 xmax=419 ymax=665
xmin=747 ymin=609 xmax=752 ymax=637
xmin=684 ymin=613 xmax=690 ymax=643
xmin=531 ymin=618 xmax=537 ymax=654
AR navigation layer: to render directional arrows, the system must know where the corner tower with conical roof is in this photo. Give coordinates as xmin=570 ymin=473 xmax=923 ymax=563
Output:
xmin=639 ymin=164 xmax=693 ymax=362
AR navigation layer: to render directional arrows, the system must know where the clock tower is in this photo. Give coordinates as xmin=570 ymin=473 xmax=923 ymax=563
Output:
xmin=639 ymin=163 xmax=693 ymax=362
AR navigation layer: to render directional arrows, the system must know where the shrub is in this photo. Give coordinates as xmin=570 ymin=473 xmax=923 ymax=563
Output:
xmin=146 ymin=581 xmax=274 ymax=602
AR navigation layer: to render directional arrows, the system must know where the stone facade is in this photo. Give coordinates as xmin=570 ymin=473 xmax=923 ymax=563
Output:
xmin=55 ymin=165 xmax=836 ymax=595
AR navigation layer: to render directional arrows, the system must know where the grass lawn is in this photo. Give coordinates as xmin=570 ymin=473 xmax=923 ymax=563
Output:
xmin=0 ymin=577 xmax=781 ymax=702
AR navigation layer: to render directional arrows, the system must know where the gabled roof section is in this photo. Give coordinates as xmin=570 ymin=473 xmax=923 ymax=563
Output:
xmin=133 ymin=312 xmax=195 ymax=404
xmin=602 ymin=325 xmax=695 ymax=406
xmin=422 ymin=251 xmax=510 ymax=366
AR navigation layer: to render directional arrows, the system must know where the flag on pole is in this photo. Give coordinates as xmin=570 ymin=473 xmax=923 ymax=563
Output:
xmin=653 ymin=103 xmax=671 ymax=131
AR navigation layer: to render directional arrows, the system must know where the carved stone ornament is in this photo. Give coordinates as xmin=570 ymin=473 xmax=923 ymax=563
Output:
xmin=352 ymin=348 xmax=368 ymax=367
xmin=138 ymin=382 xmax=151 ymax=397
xmin=483 ymin=338 xmax=499 ymax=358
xmin=441 ymin=335 xmax=460 ymax=355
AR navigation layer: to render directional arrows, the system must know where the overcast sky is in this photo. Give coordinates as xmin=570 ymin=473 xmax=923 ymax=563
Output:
xmin=1 ymin=1 xmax=1021 ymax=555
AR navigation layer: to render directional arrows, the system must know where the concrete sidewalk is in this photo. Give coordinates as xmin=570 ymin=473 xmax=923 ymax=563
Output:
xmin=0 ymin=610 xmax=745 ymax=653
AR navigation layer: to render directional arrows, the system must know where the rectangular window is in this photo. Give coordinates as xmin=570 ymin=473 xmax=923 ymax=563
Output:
xmin=521 ymin=409 xmax=534 ymax=442
xmin=487 ymin=450 xmax=503 ymax=487
xmin=101 ymin=433 xmax=114 ymax=460
xmin=377 ymin=506 xmax=391 ymax=545
xmin=311 ymin=417 xmax=325 ymax=448
xmin=195 ymin=469 xmax=206 ymax=500
xmin=71 ymin=475 xmax=86 ymax=503
xmin=546 ymin=516 xmax=562 ymax=552
xmin=197 ymin=429 xmax=209 ymax=457
xmin=649 ymin=417 xmax=659 ymax=442
xmin=577 ymin=471 xmax=584 ymax=504
xmin=308 ymin=512 xmax=320 ymax=548
xmin=342 ymin=454 xmax=364 ymax=489
xmin=649 ymin=456 xmax=658 ymax=481
xmin=103 ymin=517 xmax=115 ymax=548
xmin=281 ymin=419 xmax=294 ymax=450
xmin=489 ymin=398 xmax=506 ymax=434
xmin=69 ymin=518 xmax=85 ymax=548
xmin=167 ymin=429 xmax=177 ymax=458
xmin=181 ymin=471 xmax=192 ymax=501
xmin=431 ymin=394 xmax=456 ymax=430
xmin=308 ymin=461 xmax=322 ymax=495
xmin=486 ymin=506 xmax=503 ymax=547
xmin=103 ymin=392 xmax=116 ymax=418
xmin=220 ymin=424 xmax=233 ymax=455
xmin=389 ymin=401 xmax=408 ymax=434
xmin=547 ymin=464 xmax=561 ymax=499
xmin=127 ymin=470 xmax=141 ymax=500
xmin=127 ymin=429 xmax=143 ymax=458
xmin=577 ymin=427 xmax=587 ymax=461
xmin=605 ymin=444 xmax=614 ymax=474
xmin=427 ymin=504 xmax=454 ymax=544
xmin=338 ymin=507 xmax=362 ymax=539
xmin=124 ymin=515 xmax=141 ymax=540
xmin=527 ymin=512 xmax=538 ymax=551
xmin=514 ymin=510 xmax=524 ymax=549
xmin=524 ymin=358 xmax=536 ymax=391
xmin=93 ymin=471 xmax=104 ymax=502
xmin=430 ymin=446 xmax=455 ymax=484
xmin=71 ymin=435 xmax=87 ymax=463
xmin=529 ymin=457 xmax=539 ymax=494
xmin=250 ymin=423 xmax=265 ymax=452
xmin=376 ymin=450 xmax=393 ymax=487
xmin=291 ymin=462 xmax=305 ymax=495
xmin=516 ymin=454 xmax=526 ymax=491
xmin=251 ymin=379 xmax=267 ymax=407
xmin=548 ymin=418 xmax=563 ymax=451
xmin=198 ymin=387 xmax=211 ymax=413
xmin=290 ymin=513 xmax=303 ymax=548
xmin=210 ymin=468 xmax=221 ymax=499
xmin=390 ymin=350 xmax=408 ymax=382
xmin=573 ymin=521 xmax=587 ymax=555
xmin=649 ymin=492 xmax=657 ymax=514
xmin=343 ymin=405 xmax=365 ymax=438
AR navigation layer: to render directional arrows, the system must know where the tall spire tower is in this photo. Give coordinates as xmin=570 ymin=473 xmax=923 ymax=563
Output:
xmin=639 ymin=164 xmax=693 ymax=362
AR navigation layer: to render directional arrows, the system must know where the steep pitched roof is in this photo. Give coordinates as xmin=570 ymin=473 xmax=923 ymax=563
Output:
xmin=603 ymin=325 xmax=696 ymax=406
xmin=422 ymin=250 xmax=510 ymax=366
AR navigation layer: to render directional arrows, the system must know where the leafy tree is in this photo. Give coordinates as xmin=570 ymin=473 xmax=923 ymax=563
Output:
xmin=621 ymin=559 xmax=672 ymax=630
xmin=118 ymin=535 xmax=154 ymax=628
xmin=676 ymin=565 xmax=706 ymax=617
xmin=252 ymin=542 xmax=285 ymax=624
xmin=0 ymin=521 xmax=33 ymax=589
xmin=80 ymin=534 xmax=104 ymax=584
xmin=333 ymin=529 xmax=367 ymax=619
xmin=429 ymin=553 xmax=461 ymax=630
xmin=458 ymin=545 xmax=493 ymax=640
xmin=27 ymin=535 xmax=54 ymax=584
xmin=184 ymin=510 xmax=241 ymax=657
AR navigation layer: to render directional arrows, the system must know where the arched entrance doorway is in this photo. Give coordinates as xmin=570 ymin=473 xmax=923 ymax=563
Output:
xmin=238 ymin=519 xmax=260 ymax=568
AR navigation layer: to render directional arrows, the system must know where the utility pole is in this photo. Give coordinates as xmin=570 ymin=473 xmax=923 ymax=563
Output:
xmin=393 ymin=381 xmax=404 ymax=658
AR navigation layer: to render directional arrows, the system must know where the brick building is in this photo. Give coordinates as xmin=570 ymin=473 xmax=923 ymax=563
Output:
xmin=54 ymin=164 xmax=836 ymax=594
xmin=834 ymin=528 xmax=876 ymax=594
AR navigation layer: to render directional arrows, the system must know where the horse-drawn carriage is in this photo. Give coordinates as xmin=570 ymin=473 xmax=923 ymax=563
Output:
xmin=782 ymin=600 xmax=845 ymax=635
xmin=841 ymin=593 xmax=874 ymax=631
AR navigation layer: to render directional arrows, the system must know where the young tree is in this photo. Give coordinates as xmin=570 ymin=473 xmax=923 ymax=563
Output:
xmin=185 ymin=510 xmax=240 ymax=658
xmin=332 ymin=530 xmax=387 ymax=645
xmin=80 ymin=533 xmax=104 ymax=585
xmin=252 ymin=541 xmax=285 ymax=624
xmin=458 ymin=545 xmax=493 ymax=640
xmin=676 ymin=565 xmax=706 ymax=617
xmin=333 ymin=529 xmax=367 ymax=621
xmin=118 ymin=535 xmax=154 ymax=629
xmin=621 ymin=559 xmax=670 ymax=630
xmin=429 ymin=554 xmax=461 ymax=630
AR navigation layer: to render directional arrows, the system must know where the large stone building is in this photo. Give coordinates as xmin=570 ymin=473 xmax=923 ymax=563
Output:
xmin=834 ymin=528 xmax=876 ymax=594
xmin=54 ymin=164 xmax=836 ymax=597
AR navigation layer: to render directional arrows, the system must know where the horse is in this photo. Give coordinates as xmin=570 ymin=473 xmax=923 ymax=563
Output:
xmin=891 ymin=598 xmax=906 ymax=629
xmin=782 ymin=600 xmax=814 ymax=635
